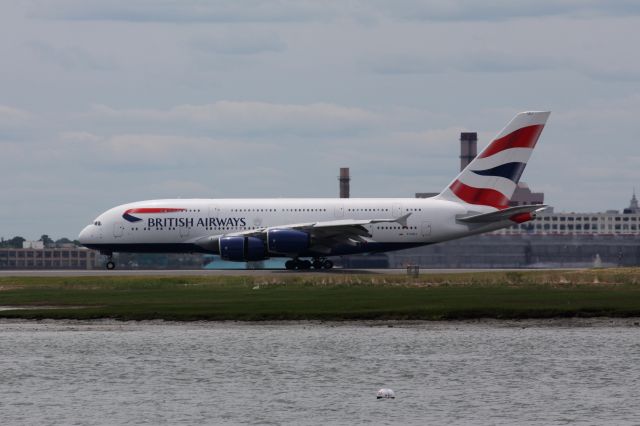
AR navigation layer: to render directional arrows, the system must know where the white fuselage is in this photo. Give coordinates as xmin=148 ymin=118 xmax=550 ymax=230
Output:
xmin=78 ymin=197 xmax=504 ymax=257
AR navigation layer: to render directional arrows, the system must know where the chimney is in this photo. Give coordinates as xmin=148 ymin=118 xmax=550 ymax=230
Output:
xmin=459 ymin=132 xmax=477 ymax=172
xmin=339 ymin=167 xmax=350 ymax=198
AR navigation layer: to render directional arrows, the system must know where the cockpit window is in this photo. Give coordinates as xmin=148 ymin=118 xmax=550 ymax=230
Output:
xmin=93 ymin=221 xmax=102 ymax=226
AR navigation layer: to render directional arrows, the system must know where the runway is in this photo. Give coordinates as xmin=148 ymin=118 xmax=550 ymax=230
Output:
xmin=0 ymin=268 xmax=576 ymax=277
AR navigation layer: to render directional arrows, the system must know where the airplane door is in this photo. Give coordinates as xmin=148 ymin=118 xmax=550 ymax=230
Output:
xmin=393 ymin=204 xmax=403 ymax=217
xmin=179 ymin=223 xmax=190 ymax=238
xmin=113 ymin=221 xmax=125 ymax=238
xmin=421 ymin=221 xmax=431 ymax=238
xmin=334 ymin=204 xmax=344 ymax=218
xmin=209 ymin=206 xmax=220 ymax=218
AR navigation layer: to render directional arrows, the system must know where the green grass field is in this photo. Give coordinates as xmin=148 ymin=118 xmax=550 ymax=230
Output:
xmin=1 ymin=269 xmax=640 ymax=320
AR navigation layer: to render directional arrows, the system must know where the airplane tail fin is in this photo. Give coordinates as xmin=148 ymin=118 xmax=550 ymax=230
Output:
xmin=436 ymin=111 xmax=550 ymax=210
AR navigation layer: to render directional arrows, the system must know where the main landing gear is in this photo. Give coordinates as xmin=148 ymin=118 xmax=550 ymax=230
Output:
xmin=285 ymin=258 xmax=333 ymax=270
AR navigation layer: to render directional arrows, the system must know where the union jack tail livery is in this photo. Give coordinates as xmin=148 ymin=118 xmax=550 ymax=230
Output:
xmin=437 ymin=111 xmax=550 ymax=210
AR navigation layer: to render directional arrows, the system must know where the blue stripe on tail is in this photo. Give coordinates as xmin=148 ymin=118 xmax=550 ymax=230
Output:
xmin=472 ymin=162 xmax=526 ymax=183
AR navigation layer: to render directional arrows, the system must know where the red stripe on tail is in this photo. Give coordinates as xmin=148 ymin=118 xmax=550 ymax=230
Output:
xmin=478 ymin=124 xmax=544 ymax=159
xmin=449 ymin=180 xmax=509 ymax=210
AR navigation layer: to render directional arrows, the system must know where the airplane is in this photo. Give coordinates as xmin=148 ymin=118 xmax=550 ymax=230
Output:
xmin=79 ymin=111 xmax=550 ymax=270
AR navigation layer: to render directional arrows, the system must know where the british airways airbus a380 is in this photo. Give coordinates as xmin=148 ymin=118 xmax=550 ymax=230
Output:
xmin=79 ymin=111 xmax=550 ymax=270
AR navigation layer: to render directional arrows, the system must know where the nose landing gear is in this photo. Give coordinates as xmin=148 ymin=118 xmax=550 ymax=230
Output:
xmin=285 ymin=258 xmax=333 ymax=270
xmin=101 ymin=252 xmax=116 ymax=270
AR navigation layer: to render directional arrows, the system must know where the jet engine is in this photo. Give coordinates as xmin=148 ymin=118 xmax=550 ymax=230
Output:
xmin=267 ymin=229 xmax=310 ymax=254
xmin=219 ymin=236 xmax=268 ymax=261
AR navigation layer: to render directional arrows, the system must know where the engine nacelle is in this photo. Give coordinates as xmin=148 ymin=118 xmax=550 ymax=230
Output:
xmin=267 ymin=229 xmax=310 ymax=254
xmin=219 ymin=236 xmax=268 ymax=262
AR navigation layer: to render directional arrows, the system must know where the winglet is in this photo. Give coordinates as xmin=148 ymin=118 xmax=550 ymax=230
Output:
xmin=394 ymin=213 xmax=412 ymax=227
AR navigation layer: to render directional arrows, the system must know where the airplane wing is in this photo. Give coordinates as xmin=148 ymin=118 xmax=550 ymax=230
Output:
xmin=457 ymin=205 xmax=547 ymax=224
xmin=193 ymin=213 xmax=412 ymax=252
xmin=231 ymin=213 xmax=411 ymax=239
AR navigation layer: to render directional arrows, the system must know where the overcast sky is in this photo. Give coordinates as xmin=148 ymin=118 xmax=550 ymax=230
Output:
xmin=2 ymin=0 xmax=640 ymax=239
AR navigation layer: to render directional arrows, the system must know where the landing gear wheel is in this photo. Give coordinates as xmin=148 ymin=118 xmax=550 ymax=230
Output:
xmin=310 ymin=257 xmax=333 ymax=270
xmin=285 ymin=258 xmax=313 ymax=270
xmin=106 ymin=261 xmax=116 ymax=270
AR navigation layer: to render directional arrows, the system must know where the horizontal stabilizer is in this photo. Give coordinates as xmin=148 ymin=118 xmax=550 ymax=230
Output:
xmin=458 ymin=205 xmax=547 ymax=224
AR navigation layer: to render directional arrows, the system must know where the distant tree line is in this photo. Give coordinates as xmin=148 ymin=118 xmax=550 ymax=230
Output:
xmin=0 ymin=235 xmax=80 ymax=248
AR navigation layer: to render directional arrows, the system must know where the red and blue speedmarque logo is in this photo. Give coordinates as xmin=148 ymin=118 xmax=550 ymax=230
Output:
xmin=123 ymin=207 xmax=247 ymax=228
xmin=123 ymin=208 xmax=186 ymax=223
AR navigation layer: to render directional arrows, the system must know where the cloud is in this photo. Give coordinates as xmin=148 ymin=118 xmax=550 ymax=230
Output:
xmin=367 ymin=51 xmax=554 ymax=75
xmin=0 ymin=105 xmax=32 ymax=127
xmin=57 ymin=133 xmax=281 ymax=169
xmin=190 ymin=33 xmax=286 ymax=55
xmin=320 ymin=127 xmax=462 ymax=168
xmin=366 ymin=45 xmax=640 ymax=81
xmin=554 ymin=93 xmax=640 ymax=126
xmin=580 ymin=63 xmax=640 ymax=82
xmin=0 ymin=105 xmax=35 ymax=141
xmin=144 ymin=179 xmax=214 ymax=196
xmin=369 ymin=0 xmax=640 ymax=22
xmin=59 ymin=131 xmax=101 ymax=143
xmin=32 ymin=0 xmax=640 ymax=24
xmin=83 ymin=101 xmax=381 ymax=137
xmin=33 ymin=0 xmax=333 ymax=23
xmin=27 ymin=41 xmax=114 ymax=71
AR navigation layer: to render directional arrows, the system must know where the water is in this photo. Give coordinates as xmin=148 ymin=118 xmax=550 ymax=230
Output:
xmin=1 ymin=319 xmax=639 ymax=425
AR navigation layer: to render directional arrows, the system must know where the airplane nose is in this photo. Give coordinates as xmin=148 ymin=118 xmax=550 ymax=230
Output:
xmin=78 ymin=225 xmax=92 ymax=245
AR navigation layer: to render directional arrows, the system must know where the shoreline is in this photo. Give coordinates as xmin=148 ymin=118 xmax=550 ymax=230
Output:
xmin=1 ymin=317 xmax=640 ymax=329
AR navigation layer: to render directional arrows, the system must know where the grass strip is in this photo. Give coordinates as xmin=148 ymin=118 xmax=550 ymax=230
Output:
xmin=0 ymin=269 xmax=639 ymax=321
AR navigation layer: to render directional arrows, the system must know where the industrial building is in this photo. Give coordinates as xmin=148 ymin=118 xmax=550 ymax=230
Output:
xmin=387 ymin=233 xmax=640 ymax=269
xmin=498 ymin=205 xmax=640 ymax=236
xmin=339 ymin=167 xmax=350 ymax=198
xmin=0 ymin=247 xmax=98 ymax=269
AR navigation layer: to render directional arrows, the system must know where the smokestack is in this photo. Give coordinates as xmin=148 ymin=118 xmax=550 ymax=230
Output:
xmin=460 ymin=132 xmax=477 ymax=172
xmin=339 ymin=167 xmax=350 ymax=198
